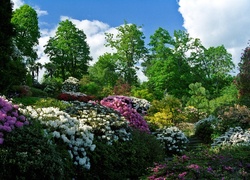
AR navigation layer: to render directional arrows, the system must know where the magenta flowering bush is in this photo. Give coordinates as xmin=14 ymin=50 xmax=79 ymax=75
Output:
xmin=144 ymin=146 xmax=250 ymax=179
xmin=100 ymin=96 xmax=150 ymax=132
xmin=0 ymin=96 xmax=29 ymax=144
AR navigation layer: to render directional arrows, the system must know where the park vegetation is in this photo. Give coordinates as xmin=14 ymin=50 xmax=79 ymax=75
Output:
xmin=1 ymin=2 xmax=250 ymax=179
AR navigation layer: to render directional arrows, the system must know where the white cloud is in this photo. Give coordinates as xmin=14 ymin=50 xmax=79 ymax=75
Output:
xmin=11 ymin=0 xmax=24 ymax=9
xmin=178 ymin=0 xmax=250 ymax=72
xmin=34 ymin=6 xmax=48 ymax=17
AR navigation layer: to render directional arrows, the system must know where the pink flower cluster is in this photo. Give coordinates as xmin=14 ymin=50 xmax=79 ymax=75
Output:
xmin=0 ymin=96 xmax=29 ymax=144
xmin=100 ymin=96 xmax=150 ymax=133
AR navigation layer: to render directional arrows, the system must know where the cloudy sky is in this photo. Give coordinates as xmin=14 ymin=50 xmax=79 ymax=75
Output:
xmin=12 ymin=0 xmax=250 ymax=81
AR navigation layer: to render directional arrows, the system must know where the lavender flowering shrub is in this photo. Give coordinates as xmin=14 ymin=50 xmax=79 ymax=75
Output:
xmin=100 ymin=95 xmax=150 ymax=132
xmin=0 ymin=96 xmax=29 ymax=144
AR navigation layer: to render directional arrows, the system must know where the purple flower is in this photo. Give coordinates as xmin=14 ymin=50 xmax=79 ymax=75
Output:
xmin=187 ymin=164 xmax=200 ymax=171
xmin=15 ymin=121 xmax=24 ymax=128
xmin=0 ymin=137 xmax=4 ymax=144
xmin=178 ymin=172 xmax=187 ymax=179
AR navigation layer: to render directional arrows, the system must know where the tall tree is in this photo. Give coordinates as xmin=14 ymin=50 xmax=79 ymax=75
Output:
xmin=11 ymin=4 xmax=40 ymax=68
xmin=189 ymin=44 xmax=234 ymax=98
xmin=0 ymin=0 xmax=26 ymax=93
xmin=235 ymin=42 xmax=250 ymax=107
xmin=105 ymin=21 xmax=148 ymax=86
xmin=88 ymin=53 xmax=119 ymax=87
xmin=44 ymin=19 xmax=92 ymax=80
xmin=143 ymin=29 xmax=193 ymax=99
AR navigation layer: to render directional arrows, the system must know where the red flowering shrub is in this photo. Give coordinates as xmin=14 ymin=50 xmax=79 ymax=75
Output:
xmin=57 ymin=92 xmax=94 ymax=103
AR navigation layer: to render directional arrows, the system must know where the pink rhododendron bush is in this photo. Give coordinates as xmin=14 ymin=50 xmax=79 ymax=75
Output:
xmin=100 ymin=95 xmax=150 ymax=132
xmin=0 ymin=96 xmax=29 ymax=144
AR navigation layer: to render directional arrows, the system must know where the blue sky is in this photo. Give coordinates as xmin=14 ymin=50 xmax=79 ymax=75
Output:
xmin=12 ymin=0 xmax=250 ymax=81
xmin=23 ymin=0 xmax=184 ymax=42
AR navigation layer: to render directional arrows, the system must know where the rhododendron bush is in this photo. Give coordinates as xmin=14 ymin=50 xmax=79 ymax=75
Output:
xmin=100 ymin=95 xmax=150 ymax=132
xmin=0 ymin=96 xmax=29 ymax=144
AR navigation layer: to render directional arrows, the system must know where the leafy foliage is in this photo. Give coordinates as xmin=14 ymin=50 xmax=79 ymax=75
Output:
xmin=79 ymin=129 xmax=165 ymax=179
xmin=44 ymin=19 xmax=92 ymax=80
xmin=235 ymin=43 xmax=250 ymax=107
xmin=105 ymin=21 xmax=148 ymax=86
xmin=0 ymin=119 xmax=73 ymax=179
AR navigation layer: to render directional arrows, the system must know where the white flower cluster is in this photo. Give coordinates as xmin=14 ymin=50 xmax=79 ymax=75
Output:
xmin=155 ymin=126 xmax=189 ymax=153
xmin=61 ymin=76 xmax=80 ymax=92
xmin=129 ymin=96 xmax=151 ymax=114
xmin=211 ymin=126 xmax=250 ymax=147
xmin=67 ymin=101 xmax=132 ymax=145
xmin=20 ymin=106 xmax=95 ymax=169
xmin=195 ymin=115 xmax=218 ymax=130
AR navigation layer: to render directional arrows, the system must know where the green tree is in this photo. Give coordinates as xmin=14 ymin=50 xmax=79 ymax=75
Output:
xmin=190 ymin=44 xmax=235 ymax=98
xmin=44 ymin=19 xmax=92 ymax=80
xmin=235 ymin=43 xmax=250 ymax=107
xmin=143 ymin=29 xmax=193 ymax=99
xmin=88 ymin=53 xmax=119 ymax=88
xmin=0 ymin=0 xmax=26 ymax=93
xmin=11 ymin=4 xmax=40 ymax=77
xmin=105 ymin=21 xmax=148 ymax=86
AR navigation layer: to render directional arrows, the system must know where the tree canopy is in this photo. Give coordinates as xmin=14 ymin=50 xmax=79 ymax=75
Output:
xmin=44 ymin=19 xmax=92 ymax=80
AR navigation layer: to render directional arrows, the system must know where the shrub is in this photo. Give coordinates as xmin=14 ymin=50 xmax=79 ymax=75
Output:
xmin=194 ymin=115 xmax=218 ymax=144
xmin=57 ymin=92 xmax=94 ymax=103
xmin=0 ymin=96 xmax=29 ymax=144
xmin=100 ymin=95 xmax=150 ymax=132
xmin=0 ymin=119 xmax=73 ymax=179
xmin=65 ymin=101 xmax=131 ymax=145
xmin=20 ymin=106 xmax=96 ymax=170
xmin=79 ymin=129 xmax=165 ymax=179
xmin=145 ymin=95 xmax=183 ymax=129
xmin=176 ymin=122 xmax=195 ymax=137
xmin=154 ymin=126 xmax=189 ymax=156
xmin=211 ymin=126 xmax=250 ymax=147
xmin=61 ymin=77 xmax=80 ymax=92
xmin=182 ymin=106 xmax=207 ymax=123
xmin=30 ymin=87 xmax=48 ymax=97
xmin=143 ymin=145 xmax=250 ymax=179
xmin=216 ymin=104 xmax=250 ymax=132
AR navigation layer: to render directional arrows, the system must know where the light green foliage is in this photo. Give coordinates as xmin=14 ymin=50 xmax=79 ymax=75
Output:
xmin=186 ymin=82 xmax=210 ymax=114
xmin=131 ymin=86 xmax=154 ymax=102
xmin=42 ymin=77 xmax=63 ymax=97
xmin=44 ymin=19 xmax=92 ymax=80
xmin=145 ymin=95 xmax=183 ymax=130
xmin=209 ymin=83 xmax=238 ymax=113
xmin=11 ymin=4 xmax=40 ymax=60
xmin=88 ymin=53 xmax=119 ymax=88
xmin=144 ymin=29 xmax=194 ymax=99
xmin=105 ymin=21 xmax=148 ymax=86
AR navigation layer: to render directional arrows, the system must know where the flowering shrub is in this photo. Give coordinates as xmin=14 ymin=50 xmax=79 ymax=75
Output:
xmin=61 ymin=77 xmax=80 ymax=92
xmin=100 ymin=96 xmax=150 ymax=132
xmin=145 ymin=147 xmax=250 ymax=180
xmin=0 ymin=96 xmax=29 ymax=144
xmin=146 ymin=109 xmax=174 ymax=130
xmin=20 ymin=106 xmax=95 ymax=169
xmin=58 ymin=92 xmax=94 ymax=103
xmin=154 ymin=126 xmax=189 ymax=155
xmin=129 ymin=96 xmax=151 ymax=115
xmin=65 ymin=101 xmax=131 ymax=145
xmin=182 ymin=106 xmax=207 ymax=123
xmin=216 ymin=104 xmax=250 ymax=132
xmin=211 ymin=126 xmax=250 ymax=147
